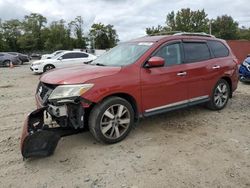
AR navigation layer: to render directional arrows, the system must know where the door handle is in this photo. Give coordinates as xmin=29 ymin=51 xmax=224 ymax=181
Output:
xmin=212 ymin=65 xmax=220 ymax=69
xmin=177 ymin=71 xmax=187 ymax=76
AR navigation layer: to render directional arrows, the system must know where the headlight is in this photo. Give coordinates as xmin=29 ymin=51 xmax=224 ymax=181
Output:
xmin=48 ymin=84 xmax=94 ymax=100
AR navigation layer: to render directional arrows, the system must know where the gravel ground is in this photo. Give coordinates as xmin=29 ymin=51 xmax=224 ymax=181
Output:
xmin=0 ymin=63 xmax=250 ymax=188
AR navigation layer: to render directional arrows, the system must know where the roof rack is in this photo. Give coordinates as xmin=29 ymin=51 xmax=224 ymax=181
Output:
xmin=149 ymin=31 xmax=182 ymax=36
xmin=173 ymin=32 xmax=215 ymax=38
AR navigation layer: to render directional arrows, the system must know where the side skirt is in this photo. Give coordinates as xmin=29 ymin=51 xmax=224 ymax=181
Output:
xmin=143 ymin=97 xmax=210 ymax=117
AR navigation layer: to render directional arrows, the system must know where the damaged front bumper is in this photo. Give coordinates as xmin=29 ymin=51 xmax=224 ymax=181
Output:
xmin=21 ymin=104 xmax=86 ymax=159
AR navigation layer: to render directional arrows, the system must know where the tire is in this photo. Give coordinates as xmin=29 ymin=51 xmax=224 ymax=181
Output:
xmin=89 ymin=97 xmax=135 ymax=144
xmin=207 ymin=79 xmax=230 ymax=110
xmin=3 ymin=60 xmax=11 ymax=67
xmin=43 ymin=64 xmax=55 ymax=72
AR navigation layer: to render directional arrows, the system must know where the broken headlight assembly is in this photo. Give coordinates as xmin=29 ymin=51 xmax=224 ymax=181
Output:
xmin=48 ymin=84 xmax=94 ymax=101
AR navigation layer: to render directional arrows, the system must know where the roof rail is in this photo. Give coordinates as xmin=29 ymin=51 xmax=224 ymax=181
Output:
xmin=173 ymin=32 xmax=215 ymax=38
xmin=149 ymin=31 xmax=182 ymax=36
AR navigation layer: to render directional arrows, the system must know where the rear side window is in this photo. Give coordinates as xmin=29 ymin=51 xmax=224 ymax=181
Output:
xmin=183 ymin=42 xmax=211 ymax=63
xmin=208 ymin=41 xmax=229 ymax=58
xmin=76 ymin=53 xmax=89 ymax=58
xmin=62 ymin=53 xmax=77 ymax=59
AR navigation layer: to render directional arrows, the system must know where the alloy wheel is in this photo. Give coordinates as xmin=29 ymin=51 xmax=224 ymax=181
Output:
xmin=214 ymin=83 xmax=229 ymax=108
xmin=100 ymin=104 xmax=131 ymax=139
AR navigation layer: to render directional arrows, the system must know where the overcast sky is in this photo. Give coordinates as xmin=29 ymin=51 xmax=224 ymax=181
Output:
xmin=0 ymin=0 xmax=250 ymax=41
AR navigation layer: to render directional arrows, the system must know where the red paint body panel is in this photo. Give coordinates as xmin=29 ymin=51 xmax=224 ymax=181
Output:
xmin=39 ymin=35 xmax=238 ymax=116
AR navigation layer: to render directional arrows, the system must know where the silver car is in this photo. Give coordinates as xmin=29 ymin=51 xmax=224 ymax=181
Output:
xmin=0 ymin=53 xmax=22 ymax=67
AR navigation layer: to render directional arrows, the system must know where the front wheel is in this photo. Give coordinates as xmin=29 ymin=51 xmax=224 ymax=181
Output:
xmin=207 ymin=79 xmax=230 ymax=110
xmin=89 ymin=97 xmax=135 ymax=144
xmin=43 ymin=64 xmax=55 ymax=72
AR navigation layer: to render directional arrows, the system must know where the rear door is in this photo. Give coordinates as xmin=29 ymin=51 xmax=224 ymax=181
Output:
xmin=207 ymin=40 xmax=233 ymax=92
xmin=141 ymin=41 xmax=189 ymax=116
xmin=182 ymin=41 xmax=213 ymax=101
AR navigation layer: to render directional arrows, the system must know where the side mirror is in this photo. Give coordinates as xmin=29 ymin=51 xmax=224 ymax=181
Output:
xmin=146 ymin=56 xmax=165 ymax=68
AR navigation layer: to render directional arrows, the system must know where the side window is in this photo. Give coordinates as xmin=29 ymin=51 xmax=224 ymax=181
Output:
xmin=76 ymin=53 xmax=89 ymax=58
xmin=62 ymin=53 xmax=76 ymax=59
xmin=208 ymin=41 xmax=229 ymax=58
xmin=183 ymin=42 xmax=211 ymax=63
xmin=155 ymin=43 xmax=182 ymax=66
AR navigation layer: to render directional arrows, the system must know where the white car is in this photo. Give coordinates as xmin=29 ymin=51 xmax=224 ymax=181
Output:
xmin=30 ymin=51 xmax=97 ymax=73
xmin=40 ymin=50 xmax=66 ymax=60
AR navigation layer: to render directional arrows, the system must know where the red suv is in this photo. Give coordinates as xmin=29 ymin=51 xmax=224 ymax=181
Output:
xmin=21 ymin=33 xmax=238 ymax=158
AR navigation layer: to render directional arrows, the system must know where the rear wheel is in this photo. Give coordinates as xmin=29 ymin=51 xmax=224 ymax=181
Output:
xmin=89 ymin=97 xmax=134 ymax=144
xmin=43 ymin=64 xmax=55 ymax=72
xmin=3 ymin=60 xmax=11 ymax=67
xmin=207 ymin=79 xmax=230 ymax=110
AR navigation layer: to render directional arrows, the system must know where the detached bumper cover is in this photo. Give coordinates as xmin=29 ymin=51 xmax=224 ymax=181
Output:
xmin=21 ymin=107 xmax=82 ymax=158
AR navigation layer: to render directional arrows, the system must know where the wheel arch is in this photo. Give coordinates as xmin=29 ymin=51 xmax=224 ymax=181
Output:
xmin=43 ymin=64 xmax=55 ymax=72
xmin=221 ymin=76 xmax=232 ymax=98
xmin=90 ymin=92 xmax=140 ymax=122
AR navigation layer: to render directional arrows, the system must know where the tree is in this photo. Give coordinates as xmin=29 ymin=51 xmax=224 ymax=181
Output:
xmin=89 ymin=23 xmax=119 ymax=49
xmin=238 ymin=27 xmax=250 ymax=40
xmin=21 ymin=13 xmax=47 ymax=51
xmin=166 ymin=8 xmax=209 ymax=32
xmin=70 ymin=16 xmax=86 ymax=49
xmin=1 ymin=19 xmax=21 ymax=51
xmin=146 ymin=25 xmax=169 ymax=35
xmin=211 ymin=15 xmax=239 ymax=39
xmin=106 ymin=24 xmax=119 ymax=48
xmin=44 ymin=20 xmax=68 ymax=51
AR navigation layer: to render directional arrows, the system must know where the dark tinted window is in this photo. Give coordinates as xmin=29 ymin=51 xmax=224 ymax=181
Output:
xmin=75 ymin=53 xmax=88 ymax=58
xmin=62 ymin=53 xmax=77 ymax=59
xmin=62 ymin=52 xmax=89 ymax=59
xmin=183 ymin=42 xmax=211 ymax=63
xmin=208 ymin=41 xmax=229 ymax=58
xmin=0 ymin=54 xmax=4 ymax=57
xmin=155 ymin=43 xmax=182 ymax=66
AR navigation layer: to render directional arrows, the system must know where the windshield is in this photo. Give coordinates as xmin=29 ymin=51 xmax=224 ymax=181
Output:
xmin=52 ymin=52 xmax=64 ymax=59
xmin=91 ymin=42 xmax=153 ymax=66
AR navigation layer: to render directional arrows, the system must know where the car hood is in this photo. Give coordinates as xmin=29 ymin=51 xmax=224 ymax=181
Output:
xmin=41 ymin=65 xmax=121 ymax=84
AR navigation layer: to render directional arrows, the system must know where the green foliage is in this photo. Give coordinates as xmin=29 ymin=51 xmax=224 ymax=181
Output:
xmin=146 ymin=25 xmax=170 ymax=35
xmin=146 ymin=8 xmax=250 ymax=40
xmin=0 ymin=14 xmax=119 ymax=52
xmin=211 ymin=15 xmax=239 ymax=39
xmin=166 ymin=8 xmax=209 ymax=32
xmin=89 ymin=23 xmax=119 ymax=49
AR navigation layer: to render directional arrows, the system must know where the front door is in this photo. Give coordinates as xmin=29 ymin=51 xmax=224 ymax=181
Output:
xmin=141 ymin=42 xmax=189 ymax=116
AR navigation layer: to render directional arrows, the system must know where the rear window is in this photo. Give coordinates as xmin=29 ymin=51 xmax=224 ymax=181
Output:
xmin=208 ymin=41 xmax=229 ymax=58
xmin=183 ymin=42 xmax=211 ymax=63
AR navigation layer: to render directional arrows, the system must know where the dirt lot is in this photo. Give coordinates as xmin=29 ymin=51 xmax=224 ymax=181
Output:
xmin=0 ymin=63 xmax=250 ymax=188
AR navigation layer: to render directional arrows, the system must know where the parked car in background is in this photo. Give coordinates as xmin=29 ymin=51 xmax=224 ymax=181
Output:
xmin=30 ymin=53 xmax=41 ymax=60
xmin=21 ymin=33 xmax=239 ymax=158
xmin=0 ymin=53 xmax=22 ymax=67
xmin=7 ymin=52 xmax=29 ymax=64
xmin=239 ymin=57 xmax=250 ymax=82
xmin=30 ymin=51 xmax=97 ymax=73
xmin=41 ymin=50 xmax=66 ymax=60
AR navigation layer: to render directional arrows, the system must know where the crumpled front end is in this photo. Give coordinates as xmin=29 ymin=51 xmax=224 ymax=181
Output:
xmin=21 ymin=82 xmax=91 ymax=159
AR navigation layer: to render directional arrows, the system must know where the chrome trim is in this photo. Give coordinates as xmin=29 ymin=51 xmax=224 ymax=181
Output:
xmin=145 ymin=95 xmax=209 ymax=113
